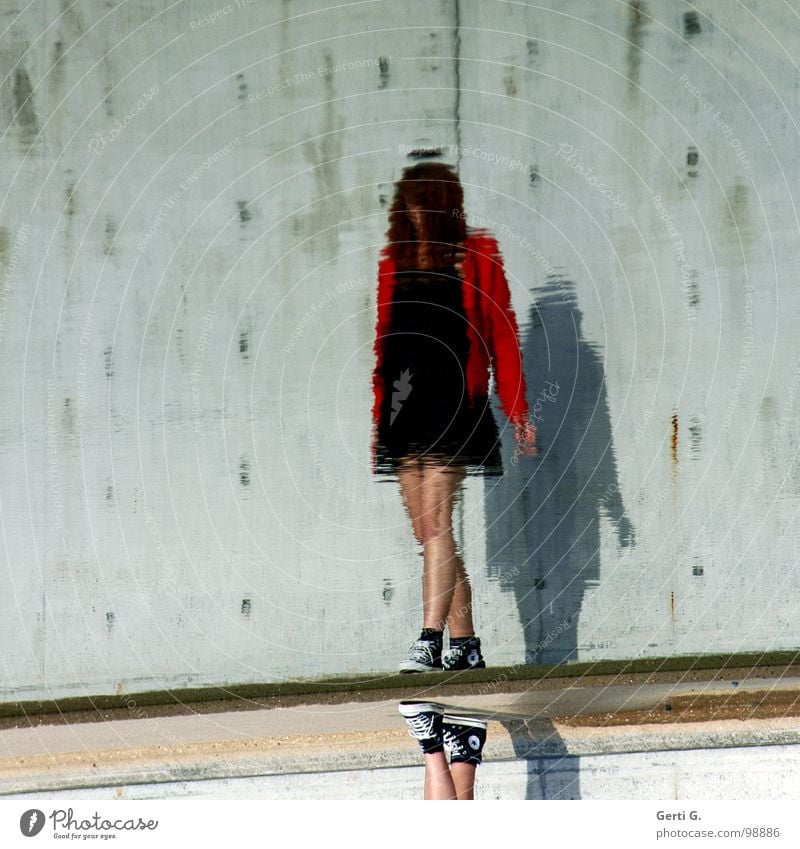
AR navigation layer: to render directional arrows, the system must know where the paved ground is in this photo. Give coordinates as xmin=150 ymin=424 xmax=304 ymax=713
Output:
xmin=2 ymin=664 xmax=800 ymax=797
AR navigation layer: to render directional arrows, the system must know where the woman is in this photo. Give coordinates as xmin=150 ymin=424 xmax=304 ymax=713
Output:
xmin=371 ymin=162 xmax=536 ymax=673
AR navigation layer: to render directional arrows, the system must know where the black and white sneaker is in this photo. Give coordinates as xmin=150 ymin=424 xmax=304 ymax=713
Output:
xmin=398 ymin=701 xmax=445 ymax=754
xmin=442 ymin=714 xmax=488 ymax=766
xmin=398 ymin=638 xmax=443 ymax=673
xmin=442 ymin=636 xmax=486 ymax=670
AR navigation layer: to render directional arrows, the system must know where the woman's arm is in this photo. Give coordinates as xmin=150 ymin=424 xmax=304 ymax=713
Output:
xmin=483 ymin=238 xmax=538 ymax=457
xmin=484 ymin=239 xmax=529 ymax=425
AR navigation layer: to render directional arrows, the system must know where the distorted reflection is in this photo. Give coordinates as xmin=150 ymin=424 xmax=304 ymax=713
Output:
xmin=370 ymin=162 xmax=536 ymax=673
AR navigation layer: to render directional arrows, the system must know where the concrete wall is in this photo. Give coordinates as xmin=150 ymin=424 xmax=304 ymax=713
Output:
xmin=9 ymin=745 xmax=800 ymax=801
xmin=1 ymin=0 xmax=799 ymax=700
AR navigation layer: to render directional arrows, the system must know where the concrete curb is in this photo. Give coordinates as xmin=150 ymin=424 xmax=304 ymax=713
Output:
xmin=3 ymin=716 xmax=800 ymax=796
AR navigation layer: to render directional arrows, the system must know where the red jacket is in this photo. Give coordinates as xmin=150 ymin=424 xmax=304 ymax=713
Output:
xmin=371 ymin=229 xmax=529 ymax=463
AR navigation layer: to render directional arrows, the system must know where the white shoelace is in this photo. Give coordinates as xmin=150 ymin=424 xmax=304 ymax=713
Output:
xmin=406 ymin=712 xmax=436 ymax=739
xmin=442 ymin=726 xmax=468 ymax=758
xmin=408 ymin=642 xmax=434 ymax=663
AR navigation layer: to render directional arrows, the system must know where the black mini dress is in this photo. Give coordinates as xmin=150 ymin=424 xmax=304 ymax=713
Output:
xmin=373 ymin=265 xmax=503 ymax=477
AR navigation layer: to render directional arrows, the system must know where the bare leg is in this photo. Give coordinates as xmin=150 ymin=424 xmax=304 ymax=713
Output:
xmin=447 ymin=559 xmax=475 ymax=638
xmin=450 ymin=762 xmax=477 ymax=800
xmin=397 ymin=457 xmax=425 ymax=547
xmin=423 ymin=752 xmax=457 ymax=800
xmin=397 ymin=458 xmax=474 ymax=637
xmin=419 ymin=462 xmax=466 ymax=632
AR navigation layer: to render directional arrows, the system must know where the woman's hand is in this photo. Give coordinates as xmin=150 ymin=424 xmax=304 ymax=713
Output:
xmin=512 ymin=415 xmax=538 ymax=458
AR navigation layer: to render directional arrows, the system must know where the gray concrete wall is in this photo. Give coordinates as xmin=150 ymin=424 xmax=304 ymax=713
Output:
xmin=1 ymin=1 xmax=799 ymax=700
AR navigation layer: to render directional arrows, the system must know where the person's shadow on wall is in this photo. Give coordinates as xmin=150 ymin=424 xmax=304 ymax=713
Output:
xmin=484 ymin=274 xmax=635 ymax=799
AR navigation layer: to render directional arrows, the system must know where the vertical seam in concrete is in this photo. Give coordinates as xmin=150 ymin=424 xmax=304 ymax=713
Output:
xmin=454 ymin=0 xmax=462 ymax=168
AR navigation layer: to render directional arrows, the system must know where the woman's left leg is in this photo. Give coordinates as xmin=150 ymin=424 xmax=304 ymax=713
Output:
xmin=418 ymin=462 xmax=466 ymax=632
xmin=450 ymin=762 xmax=477 ymax=800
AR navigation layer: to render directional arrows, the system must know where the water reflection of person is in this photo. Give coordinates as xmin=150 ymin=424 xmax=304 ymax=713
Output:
xmin=398 ymin=701 xmax=488 ymax=800
xmin=371 ymin=162 xmax=537 ymax=673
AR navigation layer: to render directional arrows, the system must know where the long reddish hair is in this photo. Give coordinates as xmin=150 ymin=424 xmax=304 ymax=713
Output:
xmin=385 ymin=162 xmax=467 ymax=269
